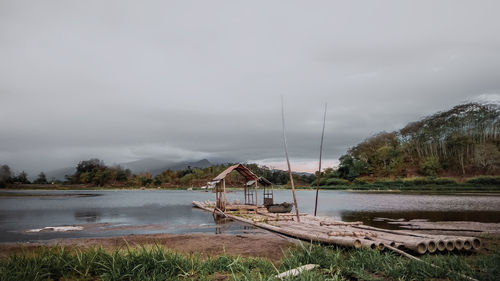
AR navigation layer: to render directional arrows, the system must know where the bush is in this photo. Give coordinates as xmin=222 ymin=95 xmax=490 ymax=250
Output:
xmin=433 ymin=178 xmax=458 ymax=185
xmin=403 ymin=177 xmax=432 ymax=186
xmin=313 ymin=177 xmax=329 ymax=186
xmin=352 ymin=178 xmax=370 ymax=185
xmin=325 ymin=178 xmax=349 ymax=186
xmin=465 ymin=176 xmax=500 ymax=186
xmin=372 ymin=179 xmax=404 ymax=188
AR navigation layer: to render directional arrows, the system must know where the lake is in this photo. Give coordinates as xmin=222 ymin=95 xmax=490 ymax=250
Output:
xmin=1 ymin=189 xmax=500 ymax=243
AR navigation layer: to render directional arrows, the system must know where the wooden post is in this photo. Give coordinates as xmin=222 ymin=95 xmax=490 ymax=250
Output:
xmin=244 ymin=182 xmax=247 ymax=204
xmin=223 ymin=178 xmax=226 ymax=210
xmin=215 ymin=182 xmax=219 ymax=209
xmin=281 ymin=96 xmax=301 ymax=222
xmin=314 ymin=102 xmax=327 ymax=216
xmin=255 ymin=180 xmax=258 ymax=207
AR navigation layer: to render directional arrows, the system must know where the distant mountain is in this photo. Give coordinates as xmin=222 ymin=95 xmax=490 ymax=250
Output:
xmin=120 ymin=158 xmax=173 ymax=174
xmin=118 ymin=158 xmax=213 ymax=175
xmin=270 ymin=169 xmax=313 ymax=176
xmin=293 ymin=171 xmax=314 ymax=176
xmin=150 ymin=159 xmax=212 ymax=175
xmin=44 ymin=167 xmax=76 ymax=181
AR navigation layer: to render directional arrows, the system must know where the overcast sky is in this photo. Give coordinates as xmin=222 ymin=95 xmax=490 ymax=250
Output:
xmin=1 ymin=0 xmax=500 ymax=175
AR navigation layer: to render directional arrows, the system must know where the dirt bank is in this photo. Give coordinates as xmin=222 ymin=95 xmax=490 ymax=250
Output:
xmin=0 ymin=233 xmax=295 ymax=263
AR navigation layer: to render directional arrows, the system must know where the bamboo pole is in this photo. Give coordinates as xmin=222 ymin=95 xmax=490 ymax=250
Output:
xmin=244 ymin=181 xmax=247 ymax=205
xmin=215 ymin=183 xmax=219 ymax=209
xmin=223 ymin=179 xmax=226 ymax=211
xmin=194 ymin=201 xmax=360 ymax=248
xmin=314 ymin=102 xmax=327 ymax=216
xmin=275 ymin=264 xmax=318 ymax=279
xmin=255 ymin=180 xmax=258 ymax=208
xmin=281 ymin=96 xmax=300 ymax=222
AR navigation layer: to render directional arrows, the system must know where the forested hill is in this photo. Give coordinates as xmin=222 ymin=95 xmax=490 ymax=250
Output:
xmin=336 ymin=102 xmax=499 ymax=180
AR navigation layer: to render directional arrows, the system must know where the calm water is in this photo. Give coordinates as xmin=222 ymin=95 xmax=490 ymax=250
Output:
xmin=1 ymin=189 xmax=500 ymax=243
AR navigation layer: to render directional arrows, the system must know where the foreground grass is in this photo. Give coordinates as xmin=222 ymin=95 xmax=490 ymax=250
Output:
xmin=1 ymin=243 xmax=499 ymax=281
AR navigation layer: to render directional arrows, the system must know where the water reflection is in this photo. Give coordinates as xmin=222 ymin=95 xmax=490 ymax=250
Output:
xmin=1 ymin=190 xmax=500 ymax=243
xmin=213 ymin=216 xmax=256 ymax=234
xmin=214 ymin=217 xmax=232 ymax=234
xmin=341 ymin=210 xmax=500 ymax=230
xmin=74 ymin=211 xmax=100 ymax=223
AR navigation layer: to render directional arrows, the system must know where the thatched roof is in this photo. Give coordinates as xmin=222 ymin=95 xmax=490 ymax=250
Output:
xmin=212 ymin=164 xmax=259 ymax=182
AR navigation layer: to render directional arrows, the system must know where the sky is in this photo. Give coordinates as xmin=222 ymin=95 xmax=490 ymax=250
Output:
xmin=1 ymin=0 xmax=500 ymax=175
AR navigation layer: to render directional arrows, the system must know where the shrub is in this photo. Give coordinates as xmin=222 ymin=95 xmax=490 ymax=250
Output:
xmin=325 ymin=178 xmax=349 ymax=186
xmin=465 ymin=176 xmax=500 ymax=186
xmin=372 ymin=179 xmax=404 ymax=188
xmin=404 ymin=177 xmax=432 ymax=186
xmin=433 ymin=178 xmax=458 ymax=185
xmin=352 ymin=178 xmax=370 ymax=185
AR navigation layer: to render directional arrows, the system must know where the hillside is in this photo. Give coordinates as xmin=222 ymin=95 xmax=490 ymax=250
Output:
xmin=334 ymin=102 xmax=499 ymax=181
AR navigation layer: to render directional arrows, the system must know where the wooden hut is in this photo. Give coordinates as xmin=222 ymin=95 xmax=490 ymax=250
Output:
xmin=211 ymin=164 xmax=273 ymax=211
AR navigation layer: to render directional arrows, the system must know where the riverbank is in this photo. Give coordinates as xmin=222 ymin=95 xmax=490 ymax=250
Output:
xmin=3 ymin=185 xmax=500 ymax=194
xmin=0 ymin=233 xmax=293 ymax=262
xmin=294 ymin=185 xmax=500 ymax=193
xmin=2 ymin=176 xmax=499 ymax=192
xmin=303 ymin=176 xmax=500 ymax=192
xmin=1 ymin=233 xmax=500 ymax=280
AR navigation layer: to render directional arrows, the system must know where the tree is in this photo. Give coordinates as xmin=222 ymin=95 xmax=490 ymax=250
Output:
xmin=76 ymin=159 xmax=105 ymax=174
xmin=115 ymin=166 xmax=131 ymax=182
xmin=15 ymin=171 xmax=30 ymax=184
xmin=0 ymin=165 xmax=12 ymax=188
xmin=71 ymin=158 xmax=108 ymax=185
xmin=338 ymin=155 xmax=368 ymax=181
xmin=337 ymin=102 xmax=499 ymax=178
xmin=153 ymin=175 xmax=163 ymax=186
xmin=33 ymin=172 xmax=48 ymax=184
xmin=419 ymin=156 xmax=441 ymax=177
xmin=92 ymin=169 xmax=112 ymax=186
xmin=473 ymin=143 xmax=500 ymax=174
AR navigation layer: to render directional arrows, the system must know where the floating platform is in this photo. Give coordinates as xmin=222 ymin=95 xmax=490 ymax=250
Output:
xmin=193 ymin=201 xmax=481 ymax=254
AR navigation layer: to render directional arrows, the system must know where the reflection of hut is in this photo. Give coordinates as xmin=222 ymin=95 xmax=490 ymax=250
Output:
xmin=211 ymin=164 xmax=273 ymax=211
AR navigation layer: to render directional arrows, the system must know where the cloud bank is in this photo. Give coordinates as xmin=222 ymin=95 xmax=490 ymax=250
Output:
xmin=1 ymin=0 xmax=499 ymax=174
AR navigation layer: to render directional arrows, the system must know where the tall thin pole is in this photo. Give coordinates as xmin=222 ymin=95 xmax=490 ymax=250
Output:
xmin=314 ymin=103 xmax=327 ymax=216
xmin=281 ymin=96 xmax=300 ymax=222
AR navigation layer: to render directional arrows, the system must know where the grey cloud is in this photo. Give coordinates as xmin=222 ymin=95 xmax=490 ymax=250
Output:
xmin=1 ymin=0 xmax=500 ymax=174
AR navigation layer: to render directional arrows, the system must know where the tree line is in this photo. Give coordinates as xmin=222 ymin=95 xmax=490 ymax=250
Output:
xmin=0 ymin=160 xmax=315 ymax=188
xmin=0 ymin=165 xmax=49 ymax=187
xmin=2 ymin=102 xmax=497 ymax=188
xmin=321 ymin=102 xmax=499 ymax=184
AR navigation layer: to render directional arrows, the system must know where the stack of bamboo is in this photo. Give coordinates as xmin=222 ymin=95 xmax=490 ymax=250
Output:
xmin=193 ymin=201 xmax=481 ymax=255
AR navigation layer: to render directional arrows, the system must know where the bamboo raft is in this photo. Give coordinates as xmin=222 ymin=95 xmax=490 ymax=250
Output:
xmin=193 ymin=201 xmax=481 ymax=255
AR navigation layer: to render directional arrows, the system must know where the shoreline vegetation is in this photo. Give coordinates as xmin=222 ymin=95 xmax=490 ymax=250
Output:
xmin=2 ymin=175 xmax=499 ymax=193
xmin=1 ymin=233 xmax=499 ymax=281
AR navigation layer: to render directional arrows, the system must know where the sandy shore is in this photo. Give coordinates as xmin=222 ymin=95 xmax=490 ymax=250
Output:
xmin=0 ymin=233 xmax=295 ymax=263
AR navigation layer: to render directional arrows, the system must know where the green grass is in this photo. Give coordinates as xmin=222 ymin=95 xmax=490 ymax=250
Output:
xmin=1 ymin=243 xmax=499 ymax=281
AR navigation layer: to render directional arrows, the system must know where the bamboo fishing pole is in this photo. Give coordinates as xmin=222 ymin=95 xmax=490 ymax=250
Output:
xmin=281 ymin=96 xmax=300 ymax=222
xmin=314 ymin=103 xmax=327 ymax=216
